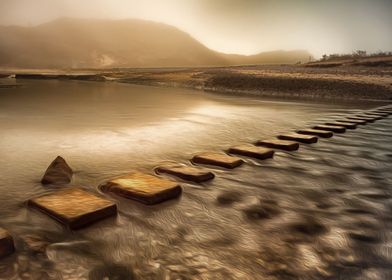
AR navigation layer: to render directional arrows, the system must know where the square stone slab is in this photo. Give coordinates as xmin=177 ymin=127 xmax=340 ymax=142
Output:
xmin=101 ymin=172 xmax=182 ymax=205
xmin=340 ymin=119 xmax=367 ymax=125
xmin=156 ymin=165 xmax=214 ymax=183
xmin=356 ymin=114 xmax=382 ymax=120
xmin=228 ymin=144 xmax=274 ymax=160
xmin=256 ymin=139 xmax=299 ymax=151
xmin=28 ymin=188 xmax=117 ymax=229
xmin=313 ymin=125 xmax=346 ymax=133
xmin=277 ymin=133 xmax=318 ymax=144
xmin=347 ymin=116 xmax=375 ymax=122
xmin=297 ymin=129 xmax=333 ymax=138
xmin=363 ymin=112 xmax=388 ymax=117
xmin=325 ymin=122 xmax=357 ymax=129
xmin=374 ymin=110 xmax=392 ymax=114
xmin=192 ymin=152 xmax=243 ymax=169
xmin=0 ymin=228 xmax=14 ymax=259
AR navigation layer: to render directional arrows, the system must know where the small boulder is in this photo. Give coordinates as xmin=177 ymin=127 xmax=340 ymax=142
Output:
xmin=0 ymin=227 xmax=15 ymax=259
xmin=41 ymin=156 xmax=73 ymax=185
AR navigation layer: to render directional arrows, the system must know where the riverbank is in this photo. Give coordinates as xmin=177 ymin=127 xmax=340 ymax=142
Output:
xmin=2 ymin=64 xmax=392 ymax=101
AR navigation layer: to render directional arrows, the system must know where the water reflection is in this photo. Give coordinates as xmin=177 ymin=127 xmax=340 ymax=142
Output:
xmin=0 ymin=79 xmax=391 ymax=279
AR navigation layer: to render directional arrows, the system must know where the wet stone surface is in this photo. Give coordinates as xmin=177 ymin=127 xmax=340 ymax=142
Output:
xmin=192 ymin=152 xmax=244 ymax=169
xmin=325 ymin=122 xmax=357 ymax=129
xmin=374 ymin=109 xmax=392 ymax=114
xmin=156 ymin=164 xmax=214 ymax=183
xmin=277 ymin=133 xmax=318 ymax=144
xmin=356 ymin=114 xmax=382 ymax=120
xmin=256 ymin=139 xmax=300 ymax=151
xmin=313 ymin=124 xmax=346 ymax=133
xmin=341 ymin=118 xmax=367 ymax=125
xmin=100 ymin=172 xmax=182 ymax=204
xmin=28 ymin=187 xmax=117 ymax=229
xmin=228 ymin=144 xmax=274 ymax=160
xmin=347 ymin=116 xmax=375 ymax=122
xmin=297 ymin=129 xmax=333 ymax=138
xmin=363 ymin=112 xmax=389 ymax=117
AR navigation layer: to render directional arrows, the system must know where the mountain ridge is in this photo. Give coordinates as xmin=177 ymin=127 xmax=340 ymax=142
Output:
xmin=0 ymin=18 xmax=311 ymax=68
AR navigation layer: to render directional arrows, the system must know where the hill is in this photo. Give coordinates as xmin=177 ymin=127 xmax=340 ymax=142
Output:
xmin=0 ymin=18 xmax=310 ymax=68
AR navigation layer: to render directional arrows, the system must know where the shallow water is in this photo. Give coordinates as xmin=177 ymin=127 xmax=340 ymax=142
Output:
xmin=0 ymin=79 xmax=391 ymax=279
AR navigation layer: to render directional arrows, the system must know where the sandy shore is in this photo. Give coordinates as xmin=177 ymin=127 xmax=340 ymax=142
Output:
xmin=2 ymin=64 xmax=392 ymax=101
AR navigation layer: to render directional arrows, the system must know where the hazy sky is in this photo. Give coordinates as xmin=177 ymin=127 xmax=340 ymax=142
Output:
xmin=0 ymin=0 xmax=391 ymax=57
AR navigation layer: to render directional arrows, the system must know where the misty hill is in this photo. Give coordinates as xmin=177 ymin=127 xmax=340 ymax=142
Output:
xmin=0 ymin=18 xmax=310 ymax=68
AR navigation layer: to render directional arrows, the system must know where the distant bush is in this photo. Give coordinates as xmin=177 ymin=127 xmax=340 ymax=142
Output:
xmin=319 ymin=50 xmax=392 ymax=62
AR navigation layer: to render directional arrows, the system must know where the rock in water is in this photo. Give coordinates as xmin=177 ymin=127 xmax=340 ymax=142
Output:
xmin=155 ymin=164 xmax=214 ymax=183
xmin=28 ymin=187 xmax=117 ymax=229
xmin=100 ymin=172 xmax=182 ymax=205
xmin=41 ymin=156 xmax=73 ymax=185
xmin=0 ymin=228 xmax=15 ymax=258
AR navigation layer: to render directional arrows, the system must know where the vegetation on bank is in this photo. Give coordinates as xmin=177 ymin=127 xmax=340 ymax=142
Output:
xmin=307 ymin=51 xmax=392 ymax=68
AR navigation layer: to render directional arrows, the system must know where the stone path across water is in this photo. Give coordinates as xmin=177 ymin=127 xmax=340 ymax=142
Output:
xmin=1 ymin=104 xmax=391 ymax=260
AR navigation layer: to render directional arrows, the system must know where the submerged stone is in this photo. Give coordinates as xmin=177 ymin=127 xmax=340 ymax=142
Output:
xmin=100 ymin=172 xmax=182 ymax=205
xmin=0 ymin=228 xmax=14 ymax=259
xmin=28 ymin=187 xmax=117 ymax=229
xmin=156 ymin=164 xmax=214 ymax=183
xmin=277 ymin=133 xmax=318 ymax=144
xmin=325 ymin=122 xmax=357 ymax=129
xmin=228 ymin=144 xmax=274 ymax=160
xmin=296 ymin=129 xmax=333 ymax=138
xmin=256 ymin=139 xmax=299 ymax=151
xmin=41 ymin=156 xmax=73 ymax=185
xmin=192 ymin=152 xmax=243 ymax=169
xmin=313 ymin=124 xmax=346 ymax=133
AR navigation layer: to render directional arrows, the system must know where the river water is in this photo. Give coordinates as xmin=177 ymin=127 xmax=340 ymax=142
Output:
xmin=0 ymin=79 xmax=391 ymax=279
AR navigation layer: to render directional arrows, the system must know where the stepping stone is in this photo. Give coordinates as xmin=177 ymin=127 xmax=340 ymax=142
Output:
xmin=101 ymin=172 xmax=182 ymax=205
xmin=341 ymin=119 xmax=367 ymax=125
xmin=297 ymin=129 xmax=333 ymax=138
xmin=313 ymin=125 xmax=346 ymax=133
xmin=192 ymin=152 xmax=244 ymax=169
xmin=0 ymin=228 xmax=14 ymax=259
xmin=364 ymin=112 xmax=389 ymax=117
xmin=346 ymin=116 xmax=374 ymax=123
xmin=277 ymin=133 xmax=318 ymax=144
xmin=41 ymin=156 xmax=73 ymax=185
xmin=325 ymin=122 xmax=357 ymax=129
xmin=256 ymin=139 xmax=299 ymax=151
xmin=28 ymin=188 xmax=117 ymax=229
xmin=356 ymin=114 xmax=382 ymax=120
xmin=374 ymin=110 xmax=392 ymax=114
xmin=228 ymin=144 xmax=274 ymax=160
xmin=156 ymin=165 xmax=214 ymax=183
xmin=356 ymin=114 xmax=381 ymax=119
